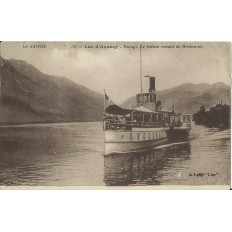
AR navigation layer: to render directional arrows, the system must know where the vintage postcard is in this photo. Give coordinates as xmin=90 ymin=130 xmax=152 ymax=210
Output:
xmin=0 ymin=41 xmax=231 ymax=189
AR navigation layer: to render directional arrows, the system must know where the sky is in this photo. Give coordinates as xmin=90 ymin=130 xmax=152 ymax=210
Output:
xmin=1 ymin=42 xmax=230 ymax=104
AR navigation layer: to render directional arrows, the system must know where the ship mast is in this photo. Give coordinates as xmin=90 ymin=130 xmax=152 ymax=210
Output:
xmin=139 ymin=46 xmax=143 ymax=104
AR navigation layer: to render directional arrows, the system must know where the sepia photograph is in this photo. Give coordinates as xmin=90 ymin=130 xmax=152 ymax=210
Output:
xmin=0 ymin=41 xmax=230 ymax=188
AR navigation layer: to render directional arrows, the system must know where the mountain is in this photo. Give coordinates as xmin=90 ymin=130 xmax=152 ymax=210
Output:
xmin=122 ymin=82 xmax=230 ymax=114
xmin=0 ymin=59 xmax=104 ymax=124
xmin=0 ymin=58 xmax=230 ymax=124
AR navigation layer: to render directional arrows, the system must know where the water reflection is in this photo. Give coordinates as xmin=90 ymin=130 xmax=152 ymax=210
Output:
xmin=0 ymin=123 xmax=104 ymax=186
xmin=104 ymin=143 xmax=191 ymax=186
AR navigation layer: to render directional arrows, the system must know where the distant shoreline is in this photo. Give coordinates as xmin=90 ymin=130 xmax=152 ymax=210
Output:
xmin=0 ymin=120 xmax=102 ymax=127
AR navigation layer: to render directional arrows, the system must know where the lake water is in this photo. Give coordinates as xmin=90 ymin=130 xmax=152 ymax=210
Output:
xmin=0 ymin=122 xmax=230 ymax=187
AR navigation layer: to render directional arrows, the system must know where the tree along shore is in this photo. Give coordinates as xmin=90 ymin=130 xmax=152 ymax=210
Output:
xmin=193 ymin=103 xmax=230 ymax=129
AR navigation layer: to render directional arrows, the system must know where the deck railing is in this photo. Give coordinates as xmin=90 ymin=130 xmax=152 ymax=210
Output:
xmin=103 ymin=119 xmax=166 ymax=130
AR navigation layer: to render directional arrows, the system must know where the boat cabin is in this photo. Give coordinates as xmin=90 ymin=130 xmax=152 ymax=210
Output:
xmin=104 ymin=105 xmax=164 ymax=131
xmin=180 ymin=114 xmax=191 ymax=123
xmin=169 ymin=113 xmax=191 ymax=127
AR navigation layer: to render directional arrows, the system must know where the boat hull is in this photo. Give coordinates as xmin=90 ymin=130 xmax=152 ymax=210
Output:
xmin=167 ymin=127 xmax=191 ymax=141
xmin=104 ymin=128 xmax=169 ymax=155
xmin=105 ymin=138 xmax=168 ymax=155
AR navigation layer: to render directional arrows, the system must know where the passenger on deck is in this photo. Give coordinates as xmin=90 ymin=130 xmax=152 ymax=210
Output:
xmin=177 ymin=119 xmax=182 ymax=127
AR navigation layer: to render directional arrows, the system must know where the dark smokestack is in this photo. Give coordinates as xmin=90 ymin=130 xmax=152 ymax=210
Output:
xmin=149 ymin=77 xmax=155 ymax=92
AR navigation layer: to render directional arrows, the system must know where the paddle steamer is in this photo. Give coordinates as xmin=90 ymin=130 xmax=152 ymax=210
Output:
xmin=103 ymin=50 xmax=191 ymax=155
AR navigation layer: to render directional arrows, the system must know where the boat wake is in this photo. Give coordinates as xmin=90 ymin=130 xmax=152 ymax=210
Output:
xmin=154 ymin=141 xmax=189 ymax=149
xmin=154 ymin=137 xmax=197 ymax=149
xmin=104 ymin=148 xmax=150 ymax=156
xmin=104 ymin=138 xmax=195 ymax=156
